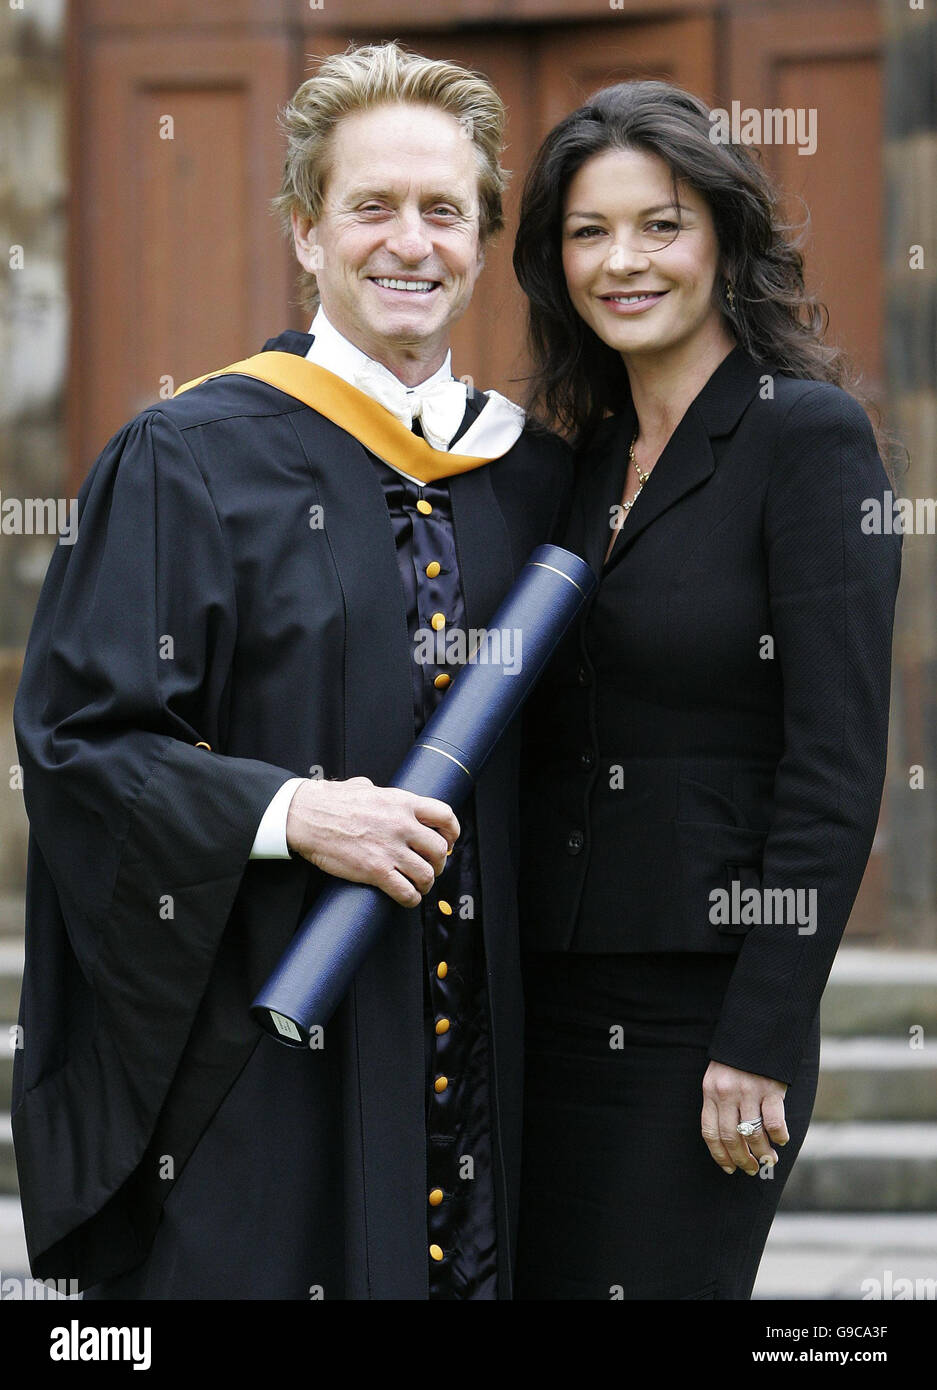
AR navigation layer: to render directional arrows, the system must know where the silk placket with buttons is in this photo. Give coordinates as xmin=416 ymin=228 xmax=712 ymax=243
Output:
xmin=374 ymin=457 xmax=499 ymax=1298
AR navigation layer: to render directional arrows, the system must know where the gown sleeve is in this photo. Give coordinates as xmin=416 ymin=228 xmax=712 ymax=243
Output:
xmin=12 ymin=407 xmax=297 ymax=1275
xmin=706 ymin=386 xmax=902 ymax=1085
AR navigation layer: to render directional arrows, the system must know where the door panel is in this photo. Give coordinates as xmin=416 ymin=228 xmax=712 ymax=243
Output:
xmin=69 ymin=29 xmax=298 ymax=482
xmin=537 ymin=15 xmax=718 ymax=130
xmin=726 ymin=5 xmax=883 ymax=392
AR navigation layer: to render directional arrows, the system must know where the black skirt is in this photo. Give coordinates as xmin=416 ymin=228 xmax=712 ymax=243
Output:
xmin=515 ymin=951 xmax=820 ymax=1300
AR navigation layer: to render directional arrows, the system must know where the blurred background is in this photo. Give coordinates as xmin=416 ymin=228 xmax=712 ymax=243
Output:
xmin=1 ymin=0 xmax=935 ymax=1298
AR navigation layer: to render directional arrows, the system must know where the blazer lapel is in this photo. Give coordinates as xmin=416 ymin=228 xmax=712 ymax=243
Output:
xmin=600 ymin=346 xmax=769 ymax=576
xmin=603 ymin=408 xmax=716 ymax=573
xmin=573 ymin=406 xmax=636 ymax=579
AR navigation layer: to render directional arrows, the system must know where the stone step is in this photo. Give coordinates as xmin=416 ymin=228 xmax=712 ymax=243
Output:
xmin=0 ymin=1194 xmax=28 ymax=1278
xmin=779 ymin=1123 xmax=937 ymax=1212
xmin=30 ymin=1045 xmax=935 ymax=1142
xmin=0 ymin=924 xmax=934 ymax=1034
xmin=1 ymin=948 xmax=935 ymax=1206
xmin=0 ymin=940 xmax=23 ymax=1020
xmin=814 ymin=1037 xmax=937 ymax=1121
xmin=823 ymin=949 xmax=937 ymax=1037
xmin=3 ymin=1111 xmax=937 ymax=1205
xmin=1 ymin=940 xmax=24 ymax=1126
xmin=0 ymin=1195 xmax=80 ymax=1297
xmin=0 ymin=1114 xmax=17 ymax=1196
xmin=2 ymin=1197 xmax=935 ymax=1300
xmin=755 ymin=1212 xmax=937 ymax=1300
xmin=2 ymin=1149 xmax=936 ymax=1291
xmin=9 ymin=1034 xmax=921 ymax=1125
xmin=0 ymin=894 xmax=25 ymax=940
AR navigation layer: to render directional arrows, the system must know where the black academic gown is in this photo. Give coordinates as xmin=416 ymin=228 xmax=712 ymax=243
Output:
xmin=11 ymin=329 xmax=571 ymax=1299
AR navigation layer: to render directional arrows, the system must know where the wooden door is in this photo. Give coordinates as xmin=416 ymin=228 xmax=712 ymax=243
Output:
xmin=725 ymin=3 xmax=884 ymax=396
xmin=68 ymin=9 xmax=297 ymax=483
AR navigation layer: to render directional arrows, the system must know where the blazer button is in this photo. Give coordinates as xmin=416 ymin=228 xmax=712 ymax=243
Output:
xmin=579 ymin=749 xmax=595 ymax=771
xmin=566 ymin=830 xmax=585 ymax=855
xmin=577 ymin=664 xmax=590 ymax=686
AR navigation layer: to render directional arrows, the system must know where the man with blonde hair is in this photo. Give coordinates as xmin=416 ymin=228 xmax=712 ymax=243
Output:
xmin=13 ymin=42 xmax=569 ymax=1300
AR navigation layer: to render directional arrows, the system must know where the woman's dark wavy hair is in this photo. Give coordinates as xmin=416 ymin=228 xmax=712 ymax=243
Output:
xmin=514 ymin=79 xmax=901 ymax=477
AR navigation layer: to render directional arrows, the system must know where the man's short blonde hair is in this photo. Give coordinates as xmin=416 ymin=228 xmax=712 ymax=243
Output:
xmin=271 ymin=41 xmax=508 ymax=312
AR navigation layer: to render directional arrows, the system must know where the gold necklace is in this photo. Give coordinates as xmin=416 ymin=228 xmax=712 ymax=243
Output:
xmin=621 ymin=431 xmax=651 ymax=511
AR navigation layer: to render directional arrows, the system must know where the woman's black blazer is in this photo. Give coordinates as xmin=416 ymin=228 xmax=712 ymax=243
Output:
xmin=520 ymin=346 xmax=902 ymax=1084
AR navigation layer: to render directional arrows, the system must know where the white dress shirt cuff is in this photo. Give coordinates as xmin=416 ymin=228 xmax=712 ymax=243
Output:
xmin=250 ymin=776 xmax=306 ymax=859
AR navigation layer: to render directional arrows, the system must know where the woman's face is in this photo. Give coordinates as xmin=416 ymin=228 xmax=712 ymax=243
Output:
xmin=561 ymin=145 xmax=730 ymax=365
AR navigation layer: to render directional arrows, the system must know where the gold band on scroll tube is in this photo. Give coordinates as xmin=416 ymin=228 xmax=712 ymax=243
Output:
xmin=528 ymin=561 xmax=588 ymax=596
xmin=415 ymin=743 xmax=472 ymax=777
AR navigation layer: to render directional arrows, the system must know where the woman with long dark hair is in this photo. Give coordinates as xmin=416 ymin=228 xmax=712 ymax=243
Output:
xmin=512 ymin=80 xmax=902 ymax=1300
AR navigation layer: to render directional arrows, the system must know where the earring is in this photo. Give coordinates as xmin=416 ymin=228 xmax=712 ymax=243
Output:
xmin=725 ymin=280 xmax=735 ymax=309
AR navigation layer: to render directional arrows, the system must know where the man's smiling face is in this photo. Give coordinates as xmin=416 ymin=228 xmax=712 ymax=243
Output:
xmin=292 ymin=102 xmax=486 ymax=379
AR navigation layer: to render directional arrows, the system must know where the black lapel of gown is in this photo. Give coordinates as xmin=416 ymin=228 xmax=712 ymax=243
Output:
xmin=285 ymin=400 xmax=427 ymax=1300
xmin=449 ymin=390 xmax=516 ymax=618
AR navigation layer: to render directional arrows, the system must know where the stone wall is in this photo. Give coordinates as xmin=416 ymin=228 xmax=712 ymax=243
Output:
xmin=0 ymin=0 xmax=66 ymax=899
xmin=883 ymin=0 xmax=937 ymax=947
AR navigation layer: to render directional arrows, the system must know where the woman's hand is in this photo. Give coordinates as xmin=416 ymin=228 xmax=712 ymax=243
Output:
xmin=701 ymin=1061 xmax=789 ymax=1175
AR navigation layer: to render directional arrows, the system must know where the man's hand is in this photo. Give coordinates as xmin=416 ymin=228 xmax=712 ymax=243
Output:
xmin=700 ymin=1060 xmax=789 ymax=1176
xmin=285 ymin=776 xmax=459 ymax=907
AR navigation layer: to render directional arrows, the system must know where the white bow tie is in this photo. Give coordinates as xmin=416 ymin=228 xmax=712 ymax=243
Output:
xmin=353 ymin=362 xmax=468 ymax=452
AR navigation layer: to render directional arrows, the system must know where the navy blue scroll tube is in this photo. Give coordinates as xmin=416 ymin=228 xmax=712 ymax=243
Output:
xmin=251 ymin=544 xmax=597 ymax=1046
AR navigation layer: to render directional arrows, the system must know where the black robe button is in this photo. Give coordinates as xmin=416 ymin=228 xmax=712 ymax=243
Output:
xmin=566 ymin=830 xmax=585 ymax=854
